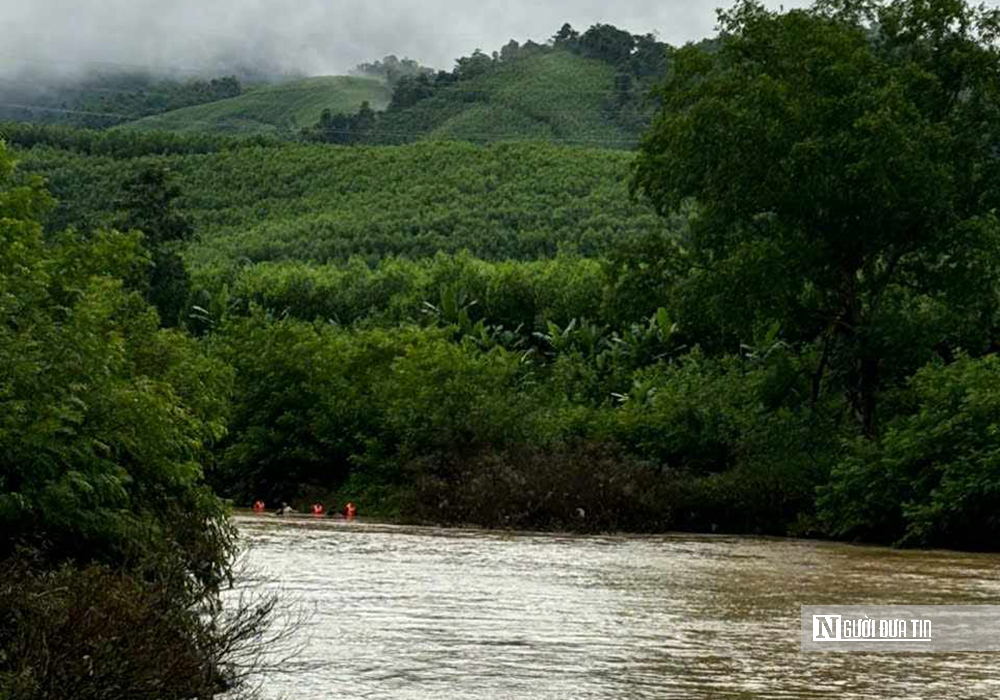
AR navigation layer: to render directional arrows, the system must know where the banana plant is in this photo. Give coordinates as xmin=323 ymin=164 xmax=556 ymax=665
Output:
xmin=462 ymin=322 xmax=536 ymax=365
xmin=740 ymin=320 xmax=786 ymax=365
xmin=533 ymin=317 xmax=611 ymax=357
xmin=422 ymin=283 xmax=479 ymax=335
xmin=611 ymin=376 xmax=659 ymax=406
xmin=606 ymin=307 xmax=680 ymax=370
xmin=188 ymin=283 xmax=237 ymax=334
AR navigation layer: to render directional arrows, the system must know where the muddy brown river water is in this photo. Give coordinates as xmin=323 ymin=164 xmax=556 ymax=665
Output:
xmin=234 ymin=514 xmax=1000 ymax=699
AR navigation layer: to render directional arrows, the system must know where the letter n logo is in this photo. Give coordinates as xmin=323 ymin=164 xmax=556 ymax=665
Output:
xmin=813 ymin=615 xmax=841 ymax=641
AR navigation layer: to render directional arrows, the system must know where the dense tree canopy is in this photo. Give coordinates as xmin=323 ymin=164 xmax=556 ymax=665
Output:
xmin=0 ymin=141 xmax=232 ymax=585
xmin=4 ymin=1 xmax=1000 ymax=560
xmin=0 ymin=140 xmax=276 ymax=699
xmin=0 ymin=73 xmax=242 ymax=129
xmin=113 ymin=165 xmax=195 ymax=326
xmin=13 ymin=4 xmax=1000 ymax=694
xmin=633 ymin=0 xmax=1000 ymax=435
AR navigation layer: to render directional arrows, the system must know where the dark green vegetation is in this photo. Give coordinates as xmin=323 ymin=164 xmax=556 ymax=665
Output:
xmin=0 ymin=70 xmax=391 ymax=138
xmin=7 ymin=1 xmax=1000 ymax=552
xmin=0 ymin=142 xmax=273 ymax=698
xmin=352 ymin=55 xmax=435 ymax=85
xmin=2 ymin=24 xmax=669 ymax=148
xmin=633 ymin=0 xmax=1000 ymax=548
xmin=4 ymin=3 xmax=1000 ymax=692
xmin=0 ymin=72 xmax=243 ymax=128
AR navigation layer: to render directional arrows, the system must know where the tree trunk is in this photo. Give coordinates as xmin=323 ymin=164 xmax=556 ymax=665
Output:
xmin=859 ymin=355 xmax=879 ymax=438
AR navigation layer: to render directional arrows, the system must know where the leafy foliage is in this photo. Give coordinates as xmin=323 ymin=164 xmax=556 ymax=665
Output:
xmin=113 ymin=164 xmax=194 ymax=326
xmin=633 ymin=0 xmax=1000 ymax=436
xmin=338 ymin=46 xmax=647 ymax=147
xmin=0 ymin=140 xmax=272 ymax=696
xmin=820 ymin=355 xmax=1000 ymax=548
xmin=0 ymin=119 xmax=281 ymax=157
xmin=0 ymin=557 xmax=274 ymax=699
xmin=353 ymin=55 xmax=435 ymax=85
xmin=5 ymin=2 xmax=1000 ymax=554
xmin=0 ymin=156 xmax=233 ymax=587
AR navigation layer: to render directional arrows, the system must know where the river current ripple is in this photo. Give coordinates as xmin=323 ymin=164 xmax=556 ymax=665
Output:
xmin=233 ymin=514 xmax=1000 ymax=699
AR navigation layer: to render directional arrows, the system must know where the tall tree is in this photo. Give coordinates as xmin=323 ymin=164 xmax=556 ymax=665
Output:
xmin=115 ymin=164 xmax=192 ymax=326
xmin=632 ymin=0 xmax=1000 ymax=436
xmin=552 ymin=23 xmax=580 ymax=47
xmin=0 ymin=139 xmax=278 ymax=699
xmin=0 ymin=141 xmax=233 ymax=579
xmin=578 ymin=24 xmax=637 ymax=65
xmin=115 ymin=165 xmax=191 ymax=247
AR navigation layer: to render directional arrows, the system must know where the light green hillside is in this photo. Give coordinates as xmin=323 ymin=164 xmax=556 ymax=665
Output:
xmin=123 ymin=76 xmax=391 ymax=135
xmin=376 ymin=50 xmax=637 ymax=147
xmin=17 ymin=139 xmax=664 ymax=274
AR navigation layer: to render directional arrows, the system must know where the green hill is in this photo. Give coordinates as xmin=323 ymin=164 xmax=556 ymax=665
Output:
xmin=0 ymin=73 xmax=244 ymax=129
xmin=371 ymin=50 xmax=639 ymax=148
xmin=123 ymin=76 xmax=391 ymax=135
xmin=13 ymin=133 xmax=666 ymax=277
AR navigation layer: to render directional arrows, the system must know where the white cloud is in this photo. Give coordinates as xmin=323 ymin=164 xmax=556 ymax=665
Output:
xmin=2 ymin=0 xmax=989 ymax=79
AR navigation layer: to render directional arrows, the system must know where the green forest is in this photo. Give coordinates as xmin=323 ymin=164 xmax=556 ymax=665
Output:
xmin=123 ymin=76 xmax=393 ymax=136
xmin=4 ymin=0 xmax=1000 ymax=696
xmin=0 ymin=73 xmax=245 ymax=128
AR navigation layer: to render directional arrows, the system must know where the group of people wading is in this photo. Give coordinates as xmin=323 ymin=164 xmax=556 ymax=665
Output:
xmin=252 ymin=500 xmax=357 ymax=519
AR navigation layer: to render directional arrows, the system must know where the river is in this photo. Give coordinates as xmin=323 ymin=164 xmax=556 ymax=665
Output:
xmin=234 ymin=514 xmax=1000 ymax=699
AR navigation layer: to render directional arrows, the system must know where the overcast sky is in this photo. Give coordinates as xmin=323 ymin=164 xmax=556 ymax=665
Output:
xmin=5 ymin=0 xmax=1000 ymax=80
xmin=0 ymin=0 xmax=822 ymax=79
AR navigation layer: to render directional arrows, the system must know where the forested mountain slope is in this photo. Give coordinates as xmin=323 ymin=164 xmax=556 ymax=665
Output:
xmin=12 ymin=134 xmax=667 ymax=276
xmin=3 ymin=23 xmax=669 ymax=146
xmin=11 ymin=130 xmax=664 ymax=267
xmin=372 ymin=50 xmax=638 ymax=147
xmin=122 ymin=76 xmax=391 ymax=135
xmin=0 ymin=73 xmax=245 ymax=128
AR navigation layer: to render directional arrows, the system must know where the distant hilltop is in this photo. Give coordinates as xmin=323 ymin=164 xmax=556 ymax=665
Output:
xmin=0 ymin=23 xmax=708 ymax=148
